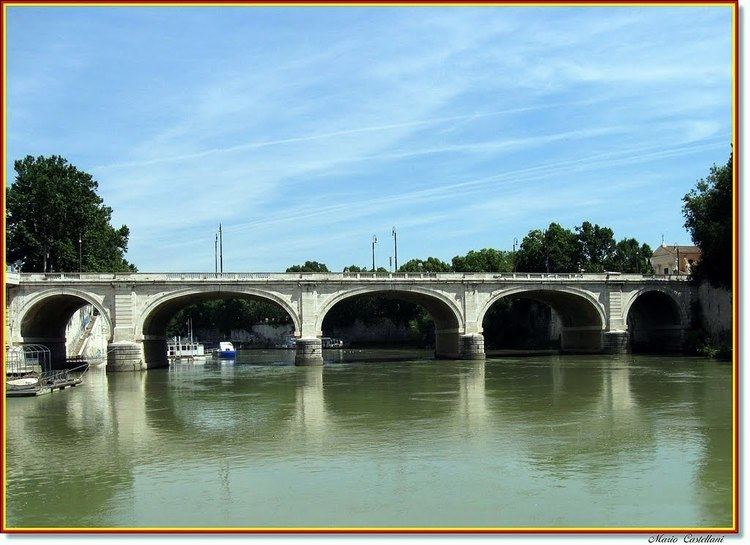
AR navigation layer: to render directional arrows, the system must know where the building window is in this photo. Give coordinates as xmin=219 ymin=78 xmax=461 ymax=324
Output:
xmin=664 ymin=268 xmax=669 ymax=275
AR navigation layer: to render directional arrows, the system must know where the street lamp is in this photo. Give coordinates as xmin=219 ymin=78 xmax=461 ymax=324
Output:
xmin=392 ymin=227 xmax=398 ymax=272
xmin=512 ymin=237 xmax=518 ymax=272
xmin=372 ymin=235 xmax=378 ymax=271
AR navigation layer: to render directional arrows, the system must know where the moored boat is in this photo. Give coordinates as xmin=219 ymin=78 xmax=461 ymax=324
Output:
xmin=215 ymin=341 xmax=236 ymax=358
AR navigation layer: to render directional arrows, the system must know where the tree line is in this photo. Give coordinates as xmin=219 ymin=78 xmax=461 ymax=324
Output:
xmin=285 ymin=221 xmax=654 ymax=276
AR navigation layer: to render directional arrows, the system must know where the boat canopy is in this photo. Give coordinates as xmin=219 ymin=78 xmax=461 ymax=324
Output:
xmin=219 ymin=342 xmax=235 ymax=351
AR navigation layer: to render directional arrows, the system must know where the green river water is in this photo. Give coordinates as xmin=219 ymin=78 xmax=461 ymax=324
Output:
xmin=5 ymin=350 xmax=733 ymax=529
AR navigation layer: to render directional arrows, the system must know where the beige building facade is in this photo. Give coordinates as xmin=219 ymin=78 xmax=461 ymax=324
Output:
xmin=650 ymin=244 xmax=701 ymax=276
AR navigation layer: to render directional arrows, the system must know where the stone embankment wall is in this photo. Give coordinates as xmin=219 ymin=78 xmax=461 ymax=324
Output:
xmin=65 ymin=305 xmax=108 ymax=360
xmin=194 ymin=324 xmax=294 ymax=345
xmin=697 ymin=281 xmax=732 ymax=348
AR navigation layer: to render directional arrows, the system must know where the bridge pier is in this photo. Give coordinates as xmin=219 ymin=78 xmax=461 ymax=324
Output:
xmin=295 ymin=338 xmax=324 ymax=366
xmin=602 ymin=331 xmax=630 ymax=354
xmin=107 ymin=341 xmax=147 ymax=372
xmin=459 ymin=333 xmax=485 ymax=360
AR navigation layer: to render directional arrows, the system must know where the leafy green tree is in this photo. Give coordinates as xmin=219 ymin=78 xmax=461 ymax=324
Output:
xmin=286 ymin=260 xmax=329 ymax=272
xmin=683 ymin=153 xmax=733 ymax=289
xmin=452 ymin=248 xmax=514 ymax=272
xmin=576 ymin=221 xmax=615 ymax=272
xmin=398 ymin=257 xmax=452 ymax=273
xmin=605 ymin=238 xmax=654 ymax=274
xmin=515 ymin=223 xmax=580 ymax=272
xmin=343 ymin=264 xmax=366 ymax=272
xmin=6 ymin=155 xmax=135 ymax=272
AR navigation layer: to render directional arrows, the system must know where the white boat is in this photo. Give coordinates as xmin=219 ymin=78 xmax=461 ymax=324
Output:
xmin=167 ymin=318 xmax=206 ymax=361
xmin=214 ymin=341 xmax=236 ymax=358
xmin=321 ymin=337 xmax=344 ymax=348
xmin=167 ymin=339 xmax=206 ymax=359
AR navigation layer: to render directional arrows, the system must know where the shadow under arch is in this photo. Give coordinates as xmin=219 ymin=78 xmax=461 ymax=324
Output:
xmin=479 ymin=287 xmax=605 ymax=352
xmin=316 ymin=287 xmax=464 ymax=358
xmin=16 ymin=289 xmax=113 ymax=367
xmin=625 ymin=288 xmax=685 ymax=352
xmin=138 ymin=288 xmax=301 ymax=367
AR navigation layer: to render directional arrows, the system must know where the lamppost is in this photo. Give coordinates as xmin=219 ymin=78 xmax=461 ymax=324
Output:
xmin=372 ymin=235 xmax=378 ymax=271
xmin=674 ymin=243 xmax=680 ymax=276
xmin=392 ymin=227 xmax=398 ymax=271
xmin=78 ymin=231 xmax=83 ymax=272
xmin=512 ymin=237 xmax=518 ymax=272
xmin=214 ymin=233 xmax=218 ymax=274
xmin=219 ymin=223 xmax=224 ymax=273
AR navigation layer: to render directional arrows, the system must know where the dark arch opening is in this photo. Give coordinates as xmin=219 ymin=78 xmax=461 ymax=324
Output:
xmin=20 ymin=294 xmax=110 ymax=368
xmin=626 ymin=291 xmax=683 ymax=353
xmin=320 ymin=290 xmax=462 ymax=359
xmin=482 ymin=290 xmax=603 ymax=353
xmin=141 ymin=292 xmax=297 ymax=367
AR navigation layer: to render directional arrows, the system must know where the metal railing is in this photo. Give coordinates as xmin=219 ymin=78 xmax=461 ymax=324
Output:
xmin=16 ymin=271 xmax=691 ymax=282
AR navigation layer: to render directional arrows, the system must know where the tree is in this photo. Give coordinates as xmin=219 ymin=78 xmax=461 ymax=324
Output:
xmin=398 ymin=257 xmax=452 ymax=273
xmin=683 ymin=153 xmax=733 ymax=289
xmin=343 ymin=264 xmax=366 ymax=272
xmin=286 ymin=261 xmax=329 ymax=273
xmin=452 ymin=248 xmax=514 ymax=273
xmin=576 ymin=221 xmax=615 ymax=272
xmin=6 ymin=155 xmax=136 ymax=272
xmin=605 ymin=238 xmax=654 ymax=274
xmin=514 ymin=223 xmax=580 ymax=272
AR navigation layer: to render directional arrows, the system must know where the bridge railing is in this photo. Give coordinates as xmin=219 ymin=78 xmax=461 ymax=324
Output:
xmin=16 ymin=271 xmax=691 ymax=282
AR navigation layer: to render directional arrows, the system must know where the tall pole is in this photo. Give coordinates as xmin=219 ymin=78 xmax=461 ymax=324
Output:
xmin=214 ymin=233 xmax=218 ymax=274
xmin=78 ymin=231 xmax=83 ymax=272
xmin=219 ymin=223 xmax=224 ymax=273
xmin=372 ymin=235 xmax=378 ymax=271
xmin=512 ymin=237 xmax=518 ymax=272
xmin=392 ymin=227 xmax=398 ymax=271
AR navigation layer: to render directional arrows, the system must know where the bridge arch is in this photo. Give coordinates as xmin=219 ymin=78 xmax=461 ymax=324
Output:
xmin=315 ymin=286 xmax=465 ymax=358
xmin=137 ymin=287 xmax=301 ymax=366
xmin=478 ymin=286 xmax=606 ymax=351
xmin=13 ymin=288 xmax=113 ymax=366
xmin=623 ymin=287 xmax=687 ymax=327
xmin=624 ymin=287 xmax=686 ymax=352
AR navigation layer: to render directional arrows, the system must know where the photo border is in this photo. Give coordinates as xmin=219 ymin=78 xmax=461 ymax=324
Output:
xmin=0 ymin=0 xmax=739 ymax=534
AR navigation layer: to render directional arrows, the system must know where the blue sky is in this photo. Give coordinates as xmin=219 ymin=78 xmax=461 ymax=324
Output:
xmin=6 ymin=6 xmax=732 ymax=272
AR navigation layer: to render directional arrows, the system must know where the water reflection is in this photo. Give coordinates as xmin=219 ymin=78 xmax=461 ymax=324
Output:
xmin=291 ymin=367 xmax=328 ymax=438
xmin=5 ymin=352 xmax=732 ymax=529
xmin=455 ymin=360 xmax=488 ymax=431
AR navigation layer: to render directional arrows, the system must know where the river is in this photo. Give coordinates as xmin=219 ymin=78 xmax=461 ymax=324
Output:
xmin=5 ymin=351 xmax=733 ymax=529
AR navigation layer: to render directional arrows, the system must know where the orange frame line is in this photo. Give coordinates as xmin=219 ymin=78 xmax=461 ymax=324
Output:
xmin=0 ymin=0 xmax=740 ymax=534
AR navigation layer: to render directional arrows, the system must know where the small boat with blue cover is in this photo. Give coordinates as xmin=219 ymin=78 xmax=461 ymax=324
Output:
xmin=215 ymin=341 xmax=236 ymax=358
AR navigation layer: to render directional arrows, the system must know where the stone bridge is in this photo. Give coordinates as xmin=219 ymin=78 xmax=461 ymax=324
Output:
xmin=5 ymin=271 xmax=695 ymax=370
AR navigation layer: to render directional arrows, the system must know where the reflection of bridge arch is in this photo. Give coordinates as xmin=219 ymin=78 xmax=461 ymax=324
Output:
xmin=478 ymin=287 xmax=606 ymax=351
xmin=316 ymin=286 xmax=465 ymax=358
xmin=13 ymin=288 xmax=113 ymax=365
xmin=137 ymin=287 xmax=301 ymax=367
xmin=624 ymin=288 xmax=686 ymax=352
